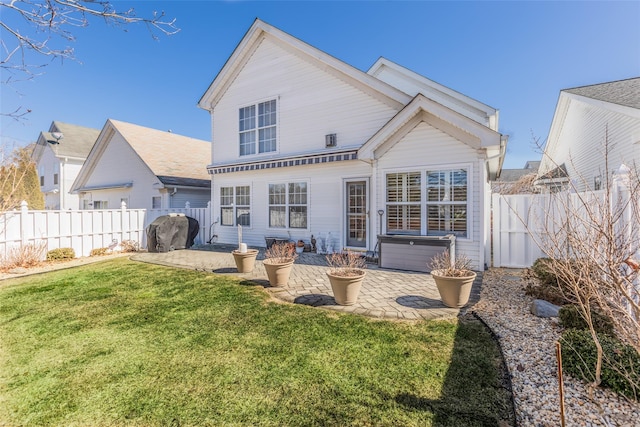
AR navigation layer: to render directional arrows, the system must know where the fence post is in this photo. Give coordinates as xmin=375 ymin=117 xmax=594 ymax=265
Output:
xmin=20 ymin=200 xmax=28 ymax=246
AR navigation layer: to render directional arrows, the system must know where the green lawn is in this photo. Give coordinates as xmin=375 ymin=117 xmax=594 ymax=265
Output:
xmin=0 ymin=258 xmax=513 ymax=426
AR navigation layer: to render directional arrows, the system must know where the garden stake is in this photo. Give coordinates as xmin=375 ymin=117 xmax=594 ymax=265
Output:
xmin=556 ymin=341 xmax=566 ymax=427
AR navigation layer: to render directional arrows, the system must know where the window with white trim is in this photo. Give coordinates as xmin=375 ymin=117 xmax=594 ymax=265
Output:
xmin=268 ymin=182 xmax=307 ymax=229
xmin=386 ymin=172 xmax=421 ymax=234
xmin=385 ymin=168 xmax=469 ymax=238
xmin=39 ymin=165 xmax=44 ymax=186
xmin=220 ymin=186 xmax=251 ymax=227
xmin=239 ymin=99 xmax=277 ymax=156
xmin=93 ymin=201 xmax=108 ymax=209
xmin=426 ymin=169 xmax=468 ymax=237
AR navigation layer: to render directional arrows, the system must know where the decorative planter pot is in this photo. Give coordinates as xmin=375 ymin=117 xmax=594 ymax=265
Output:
xmin=263 ymin=259 xmax=295 ymax=287
xmin=431 ymin=270 xmax=477 ymax=308
xmin=232 ymin=249 xmax=259 ymax=273
xmin=326 ymin=270 xmax=366 ymax=306
xmin=295 ymin=245 xmax=304 ymax=254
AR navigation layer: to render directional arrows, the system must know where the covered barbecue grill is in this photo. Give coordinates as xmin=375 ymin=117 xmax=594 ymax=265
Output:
xmin=146 ymin=214 xmax=199 ymax=253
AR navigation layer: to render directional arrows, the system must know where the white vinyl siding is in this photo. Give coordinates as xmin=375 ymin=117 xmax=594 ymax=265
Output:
xmin=212 ymin=37 xmax=398 ymax=164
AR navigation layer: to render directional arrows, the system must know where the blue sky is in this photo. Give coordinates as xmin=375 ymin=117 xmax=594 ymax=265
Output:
xmin=1 ymin=1 xmax=639 ymax=169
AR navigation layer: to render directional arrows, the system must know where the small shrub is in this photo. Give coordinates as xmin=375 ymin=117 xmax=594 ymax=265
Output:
xmin=428 ymin=250 xmax=474 ymax=277
xmin=0 ymin=242 xmax=47 ymax=270
xmin=525 ymin=257 xmax=571 ymax=305
xmin=264 ymin=242 xmax=297 ymax=264
xmin=531 ymin=257 xmax=556 ymax=286
xmin=90 ymin=247 xmax=109 ymax=257
xmin=46 ymin=248 xmax=75 ymax=261
xmin=559 ymin=304 xmax=615 ymax=336
xmin=326 ymin=251 xmax=366 ymax=277
xmin=560 ymin=329 xmax=639 ymax=401
xmin=120 ymin=240 xmax=140 ymax=253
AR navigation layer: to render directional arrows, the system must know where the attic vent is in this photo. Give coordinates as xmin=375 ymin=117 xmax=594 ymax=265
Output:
xmin=325 ymin=133 xmax=337 ymax=148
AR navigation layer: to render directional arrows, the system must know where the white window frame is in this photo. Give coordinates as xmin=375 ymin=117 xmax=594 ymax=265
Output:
xmin=93 ymin=200 xmax=108 ymax=209
xmin=152 ymin=196 xmax=162 ymax=209
xmin=383 ymin=163 xmax=472 ymax=241
xmin=238 ymin=98 xmax=278 ymax=157
xmin=53 ymin=162 xmax=59 ymax=186
xmin=267 ymin=181 xmax=308 ymax=230
xmin=220 ymin=185 xmax=251 ymax=227
xmin=425 ymin=167 xmax=469 ymax=239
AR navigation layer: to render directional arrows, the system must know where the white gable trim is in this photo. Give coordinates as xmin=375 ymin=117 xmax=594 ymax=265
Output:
xmin=70 ymin=120 xmax=157 ymax=194
xmin=197 ymin=19 xmax=411 ymax=111
xmin=367 ymin=58 xmax=499 ymax=130
xmin=359 ymin=94 xmax=502 ymax=160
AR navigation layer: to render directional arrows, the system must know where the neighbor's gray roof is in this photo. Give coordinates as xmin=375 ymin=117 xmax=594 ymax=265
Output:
xmin=564 ymin=78 xmax=640 ymax=110
xmin=42 ymin=121 xmax=100 ymax=159
xmin=109 ymin=119 xmax=211 ymax=186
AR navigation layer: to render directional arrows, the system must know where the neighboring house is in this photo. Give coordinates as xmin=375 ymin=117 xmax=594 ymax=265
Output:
xmin=537 ymin=78 xmax=640 ymax=192
xmin=492 ymin=161 xmax=540 ymax=194
xmin=197 ymin=19 xmax=507 ymax=270
xmin=31 ymin=121 xmax=100 ymax=209
xmin=71 ymin=119 xmax=211 ymax=210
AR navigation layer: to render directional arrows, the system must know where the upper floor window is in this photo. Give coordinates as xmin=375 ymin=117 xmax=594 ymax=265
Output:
xmin=53 ymin=162 xmax=59 ymax=185
xmin=239 ymin=99 xmax=277 ymax=156
xmin=221 ymin=186 xmax=251 ymax=227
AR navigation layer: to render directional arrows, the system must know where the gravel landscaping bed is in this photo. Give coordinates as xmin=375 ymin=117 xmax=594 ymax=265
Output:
xmin=474 ymin=268 xmax=640 ymax=427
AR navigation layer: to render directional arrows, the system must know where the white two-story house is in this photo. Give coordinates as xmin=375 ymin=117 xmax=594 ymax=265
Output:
xmin=198 ymin=19 xmax=506 ymax=270
xmin=31 ymin=121 xmax=100 ymax=210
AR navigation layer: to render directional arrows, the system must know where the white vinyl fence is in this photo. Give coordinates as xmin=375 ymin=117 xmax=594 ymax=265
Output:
xmin=1 ymin=201 xmax=214 ymax=260
xmin=492 ymin=164 xmax=639 ymax=268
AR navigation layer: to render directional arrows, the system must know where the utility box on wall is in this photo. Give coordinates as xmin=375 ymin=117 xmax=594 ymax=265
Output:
xmin=378 ymin=234 xmax=456 ymax=272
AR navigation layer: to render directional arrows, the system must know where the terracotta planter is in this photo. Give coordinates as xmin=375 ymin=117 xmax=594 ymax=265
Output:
xmin=431 ymin=270 xmax=477 ymax=308
xmin=326 ymin=270 xmax=366 ymax=306
xmin=263 ymin=259 xmax=295 ymax=287
xmin=232 ymin=249 xmax=259 ymax=273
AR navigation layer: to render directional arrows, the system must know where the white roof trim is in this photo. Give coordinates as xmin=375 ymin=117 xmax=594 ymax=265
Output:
xmin=359 ymin=94 xmax=502 ymax=160
xmin=197 ymin=19 xmax=411 ymax=111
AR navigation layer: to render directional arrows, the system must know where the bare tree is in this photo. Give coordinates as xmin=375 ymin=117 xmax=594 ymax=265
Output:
xmin=525 ymin=129 xmax=639 ymax=396
xmin=1 ymin=0 xmax=179 ymax=118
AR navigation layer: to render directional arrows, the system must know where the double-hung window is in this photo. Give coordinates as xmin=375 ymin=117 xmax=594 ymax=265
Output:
xmin=268 ymin=182 xmax=307 ymax=229
xmin=426 ymin=169 xmax=468 ymax=237
xmin=221 ymin=186 xmax=251 ymax=227
xmin=385 ymin=168 xmax=469 ymax=238
xmin=239 ymin=99 xmax=277 ymax=156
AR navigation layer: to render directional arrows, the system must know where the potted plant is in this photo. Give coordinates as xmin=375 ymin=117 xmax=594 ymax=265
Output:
xmin=296 ymin=239 xmax=305 ymax=254
xmin=429 ymin=250 xmax=476 ymax=308
xmin=326 ymin=251 xmax=366 ymax=305
xmin=263 ymin=242 xmax=297 ymax=286
xmin=231 ymin=244 xmax=259 ymax=273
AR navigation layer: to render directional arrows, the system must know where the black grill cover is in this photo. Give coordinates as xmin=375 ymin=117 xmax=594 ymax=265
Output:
xmin=146 ymin=215 xmax=199 ymax=253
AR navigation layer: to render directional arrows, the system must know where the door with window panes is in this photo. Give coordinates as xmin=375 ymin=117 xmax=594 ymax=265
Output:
xmin=346 ymin=181 xmax=367 ymax=247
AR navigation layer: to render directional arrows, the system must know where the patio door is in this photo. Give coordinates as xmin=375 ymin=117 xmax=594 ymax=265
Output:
xmin=346 ymin=180 xmax=367 ymax=248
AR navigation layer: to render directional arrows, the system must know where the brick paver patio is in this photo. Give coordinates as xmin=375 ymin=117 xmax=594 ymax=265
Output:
xmin=132 ymin=244 xmax=482 ymax=321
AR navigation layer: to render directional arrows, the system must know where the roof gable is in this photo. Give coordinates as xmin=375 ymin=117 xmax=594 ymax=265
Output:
xmin=31 ymin=121 xmax=100 ymax=163
xmin=367 ymin=58 xmax=499 ymax=130
xmin=197 ymin=19 xmax=411 ymax=111
xmin=358 ymin=94 xmax=505 ymax=180
xmin=71 ymin=120 xmax=211 ymax=192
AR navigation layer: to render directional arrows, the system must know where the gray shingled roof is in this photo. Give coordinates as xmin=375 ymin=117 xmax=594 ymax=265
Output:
xmin=44 ymin=121 xmax=101 ymax=159
xmin=109 ymin=120 xmax=211 ymax=186
xmin=564 ymin=78 xmax=640 ymax=110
